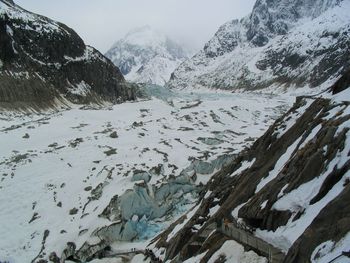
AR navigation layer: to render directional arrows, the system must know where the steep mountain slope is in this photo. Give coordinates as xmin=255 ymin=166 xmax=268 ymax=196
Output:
xmin=105 ymin=26 xmax=188 ymax=86
xmin=0 ymin=0 xmax=137 ymax=110
xmin=0 ymin=86 xmax=292 ymax=263
xmin=150 ymin=71 xmax=350 ymax=263
xmin=168 ymin=0 xmax=350 ymax=92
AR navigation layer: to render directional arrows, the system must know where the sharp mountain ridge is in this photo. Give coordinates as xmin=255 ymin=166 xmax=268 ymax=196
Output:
xmin=168 ymin=0 xmax=350 ymax=92
xmin=0 ymin=0 xmax=138 ymax=110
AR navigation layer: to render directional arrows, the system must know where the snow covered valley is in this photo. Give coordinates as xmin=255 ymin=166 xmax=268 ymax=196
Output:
xmin=1 ymin=0 xmax=350 ymax=262
xmin=0 ymin=87 xmax=292 ymax=262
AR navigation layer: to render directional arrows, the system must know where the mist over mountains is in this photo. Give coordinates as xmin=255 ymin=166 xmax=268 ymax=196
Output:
xmin=0 ymin=0 xmax=350 ymax=263
xmin=105 ymin=26 xmax=190 ymax=86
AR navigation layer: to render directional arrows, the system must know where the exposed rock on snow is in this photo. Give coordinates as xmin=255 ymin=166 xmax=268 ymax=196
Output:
xmin=151 ymin=71 xmax=350 ymax=263
xmin=168 ymin=0 xmax=350 ymax=92
xmin=2 ymin=0 xmax=350 ymax=262
xmin=0 ymin=86 xmax=290 ymax=262
xmin=0 ymin=0 xmax=138 ymax=109
xmin=105 ymin=26 xmax=189 ymax=86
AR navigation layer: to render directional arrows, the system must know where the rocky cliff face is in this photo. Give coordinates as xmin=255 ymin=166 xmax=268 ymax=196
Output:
xmin=150 ymin=70 xmax=350 ymax=263
xmin=168 ymin=0 xmax=350 ymax=92
xmin=0 ymin=0 xmax=137 ymax=110
xmin=105 ymin=26 xmax=189 ymax=86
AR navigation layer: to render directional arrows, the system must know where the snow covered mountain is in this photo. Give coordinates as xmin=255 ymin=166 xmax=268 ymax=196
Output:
xmin=150 ymin=69 xmax=350 ymax=263
xmin=168 ymin=0 xmax=350 ymax=92
xmin=1 ymin=0 xmax=350 ymax=262
xmin=0 ymin=0 xmax=137 ymax=110
xmin=105 ymin=26 xmax=189 ymax=86
xmin=0 ymin=85 xmax=291 ymax=262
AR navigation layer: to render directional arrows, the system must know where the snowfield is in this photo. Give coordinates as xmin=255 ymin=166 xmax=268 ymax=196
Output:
xmin=183 ymin=240 xmax=267 ymax=263
xmin=0 ymin=88 xmax=291 ymax=262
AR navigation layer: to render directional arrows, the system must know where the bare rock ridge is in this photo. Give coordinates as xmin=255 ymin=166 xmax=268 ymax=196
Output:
xmin=151 ymin=70 xmax=350 ymax=263
xmin=0 ymin=0 xmax=138 ymax=110
xmin=168 ymin=0 xmax=350 ymax=91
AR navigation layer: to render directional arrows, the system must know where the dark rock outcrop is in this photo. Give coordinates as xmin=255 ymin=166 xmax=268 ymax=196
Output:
xmin=330 ymin=68 xmax=350 ymax=94
xmin=152 ymin=74 xmax=350 ymax=262
xmin=0 ymin=0 xmax=138 ymax=110
xmin=285 ymin=185 xmax=350 ymax=263
xmin=168 ymin=0 xmax=350 ymax=91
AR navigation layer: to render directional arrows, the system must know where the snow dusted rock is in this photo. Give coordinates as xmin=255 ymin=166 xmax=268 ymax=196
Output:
xmin=95 ymin=221 xmax=139 ymax=243
xmin=56 ymin=153 xmax=237 ymax=262
xmin=151 ymin=71 xmax=350 ymax=263
xmin=168 ymin=0 xmax=350 ymax=91
xmin=60 ymin=242 xmax=76 ymax=262
xmin=182 ymin=154 xmax=235 ymax=177
xmin=0 ymin=86 xmax=289 ymax=263
xmin=0 ymin=0 xmax=137 ymax=109
xmin=95 ymin=173 xmax=196 ymax=237
xmin=105 ymin=26 xmax=189 ymax=85
xmin=131 ymin=170 xmax=151 ymax=183
xmin=75 ymin=240 xmax=108 ymax=262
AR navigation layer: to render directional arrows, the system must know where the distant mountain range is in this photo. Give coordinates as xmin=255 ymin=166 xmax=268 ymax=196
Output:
xmin=168 ymin=0 xmax=350 ymax=92
xmin=105 ymin=26 xmax=189 ymax=86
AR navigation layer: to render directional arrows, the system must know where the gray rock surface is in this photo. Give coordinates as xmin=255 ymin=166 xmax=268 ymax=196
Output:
xmin=168 ymin=0 xmax=349 ymax=91
xmin=152 ymin=71 xmax=350 ymax=262
xmin=0 ymin=0 xmax=138 ymax=110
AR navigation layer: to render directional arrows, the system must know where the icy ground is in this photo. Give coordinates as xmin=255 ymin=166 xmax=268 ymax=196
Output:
xmin=182 ymin=240 xmax=267 ymax=263
xmin=0 ymin=87 xmax=292 ymax=262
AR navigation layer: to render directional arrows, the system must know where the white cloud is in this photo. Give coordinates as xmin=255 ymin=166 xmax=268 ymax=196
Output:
xmin=15 ymin=0 xmax=255 ymax=53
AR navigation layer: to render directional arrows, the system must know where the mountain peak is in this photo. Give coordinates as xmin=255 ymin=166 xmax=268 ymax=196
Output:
xmin=247 ymin=0 xmax=343 ymax=46
xmin=0 ymin=0 xmax=137 ymax=109
xmin=168 ymin=0 xmax=350 ymax=91
xmin=105 ymin=26 xmax=189 ymax=85
xmin=122 ymin=26 xmax=167 ymax=49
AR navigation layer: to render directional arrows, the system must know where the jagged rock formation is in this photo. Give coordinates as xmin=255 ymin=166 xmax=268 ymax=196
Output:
xmin=150 ymin=71 xmax=350 ymax=263
xmin=0 ymin=77 xmax=285 ymax=263
xmin=0 ymin=0 xmax=138 ymax=110
xmin=167 ymin=0 xmax=350 ymax=91
xmin=47 ymin=155 xmax=236 ymax=262
xmin=105 ymin=26 xmax=189 ymax=86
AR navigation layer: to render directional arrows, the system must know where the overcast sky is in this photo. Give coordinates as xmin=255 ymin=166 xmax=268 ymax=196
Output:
xmin=15 ymin=0 xmax=256 ymax=53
